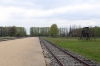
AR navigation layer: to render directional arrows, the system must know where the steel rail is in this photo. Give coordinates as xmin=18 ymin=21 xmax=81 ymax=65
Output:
xmin=44 ymin=38 xmax=96 ymax=66
xmin=39 ymin=38 xmax=64 ymax=66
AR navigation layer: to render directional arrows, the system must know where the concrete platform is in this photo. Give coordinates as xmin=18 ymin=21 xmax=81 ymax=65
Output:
xmin=0 ymin=37 xmax=46 ymax=66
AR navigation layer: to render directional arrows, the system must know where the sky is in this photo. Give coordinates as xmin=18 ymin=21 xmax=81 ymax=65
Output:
xmin=0 ymin=0 xmax=100 ymax=34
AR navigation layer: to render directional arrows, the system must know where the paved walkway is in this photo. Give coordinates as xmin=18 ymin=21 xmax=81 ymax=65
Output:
xmin=0 ymin=37 xmax=46 ymax=66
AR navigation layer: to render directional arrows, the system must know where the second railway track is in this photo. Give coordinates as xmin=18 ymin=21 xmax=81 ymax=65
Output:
xmin=39 ymin=37 xmax=100 ymax=66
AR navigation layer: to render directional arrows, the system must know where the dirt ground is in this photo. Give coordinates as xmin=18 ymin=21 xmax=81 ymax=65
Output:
xmin=0 ymin=37 xmax=46 ymax=66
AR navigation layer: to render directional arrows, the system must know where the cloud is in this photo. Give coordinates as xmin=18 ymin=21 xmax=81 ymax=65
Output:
xmin=21 ymin=3 xmax=100 ymax=19
xmin=0 ymin=0 xmax=100 ymax=34
xmin=0 ymin=1 xmax=100 ymax=19
xmin=1 ymin=0 xmax=14 ymax=3
xmin=0 ymin=6 xmax=24 ymax=21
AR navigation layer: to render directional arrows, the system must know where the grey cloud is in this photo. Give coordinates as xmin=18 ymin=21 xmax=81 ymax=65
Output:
xmin=0 ymin=0 xmax=100 ymax=34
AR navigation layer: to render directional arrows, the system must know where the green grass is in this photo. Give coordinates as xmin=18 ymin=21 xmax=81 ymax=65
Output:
xmin=44 ymin=37 xmax=100 ymax=63
xmin=0 ymin=37 xmax=16 ymax=41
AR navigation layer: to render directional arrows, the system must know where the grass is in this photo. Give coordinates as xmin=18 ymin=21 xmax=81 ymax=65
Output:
xmin=44 ymin=37 xmax=100 ymax=63
xmin=0 ymin=37 xmax=16 ymax=41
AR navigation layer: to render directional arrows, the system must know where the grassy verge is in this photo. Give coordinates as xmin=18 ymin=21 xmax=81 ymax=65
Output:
xmin=44 ymin=37 xmax=100 ymax=63
xmin=0 ymin=37 xmax=16 ymax=41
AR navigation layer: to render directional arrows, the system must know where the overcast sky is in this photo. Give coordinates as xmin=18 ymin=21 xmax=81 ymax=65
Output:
xmin=0 ymin=0 xmax=100 ymax=34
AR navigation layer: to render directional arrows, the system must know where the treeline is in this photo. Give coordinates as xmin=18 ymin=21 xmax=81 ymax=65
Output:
xmin=68 ymin=25 xmax=100 ymax=37
xmin=30 ymin=24 xmax=68 ymax=37
xmin=1 ymin=24 xmax=100 ymax=37
xmin=0 ymin=26 xmax=26 ymax=37
xmin=30 ymin=27 xmax=50 ymax=36
xmin=30 ymin=24 xmax=100 ymax=37
xmin=30 ymin=27 xmax=69 ymax=37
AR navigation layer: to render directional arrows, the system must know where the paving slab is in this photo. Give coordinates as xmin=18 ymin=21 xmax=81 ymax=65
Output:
xmin=0 ymin=37 xmax=46 ymax=66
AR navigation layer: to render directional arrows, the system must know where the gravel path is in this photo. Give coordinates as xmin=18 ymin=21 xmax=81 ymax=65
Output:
xmin=0 ymin=37 xmax=46 ymax=66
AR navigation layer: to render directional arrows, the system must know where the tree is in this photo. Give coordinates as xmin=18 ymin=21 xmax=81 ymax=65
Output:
xmin=0 ymin=27 xmax=3 ymax=37
xmin=3 ymin=27 xmax=8 ymax=37
xmin=30 ymin=27 xmax=33 ymax=36
xmin=50 ymin=24 xmax=59 ymax=37
xmin=94 ymin=26 xmax=100 ymax=37
xmin=16 ymin=27 xmax=26 ymax=37
xmin=9 ymin=26 xmax=17 ymax=37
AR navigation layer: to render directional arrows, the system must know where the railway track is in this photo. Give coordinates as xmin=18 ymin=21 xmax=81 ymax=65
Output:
xmin=39 ymin=37 xmax=100 ymax=66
